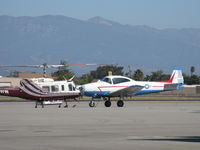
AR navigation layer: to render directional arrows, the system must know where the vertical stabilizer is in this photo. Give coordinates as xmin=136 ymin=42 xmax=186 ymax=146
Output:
xmin=170 ymin=67 xmax=184 ymax=84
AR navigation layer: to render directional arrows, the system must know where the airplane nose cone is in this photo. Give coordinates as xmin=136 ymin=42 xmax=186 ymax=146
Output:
xmin=79 ymin=85 xmax=86 ymax=95
xmin=79 ymin=84 xmax=92 ymax=96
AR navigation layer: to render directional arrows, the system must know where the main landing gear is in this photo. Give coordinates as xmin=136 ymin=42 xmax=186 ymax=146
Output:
xmin=116 ymin=100 xmax=124 ymax=107
xmin=88 ymin=98 xmax=124 ymax=108
xmin=104 ymin=100 xmax=111 ymax=107
xmin=35 ymin=101 xmax=44 ymax=108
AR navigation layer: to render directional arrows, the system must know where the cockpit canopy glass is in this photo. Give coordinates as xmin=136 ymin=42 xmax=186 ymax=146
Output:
xmin=101 ymin=77 xmax=130 ymax=84
xmin=112 ymin=78 xmax=130 ymax=84
xmin=101 ymin=77 xmax=112 ymax=84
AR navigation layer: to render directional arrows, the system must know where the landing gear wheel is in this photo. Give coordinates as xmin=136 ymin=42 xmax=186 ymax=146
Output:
xmin=89 ymin=101 xmax=95 ymax=107
xmin=58 ymin=104 xmax=61 ymax=108
xmin=117 ymin=100 xmax=124 ymax=107
xmin=35 ymin=101 xmax=38 ymax=108
xmin=64 ymin=101 xmax=68 ymax=108
xmin=105 ymin=100 xmax=111 ymax=107
xmin=41 ymin=102 xmax=44 ymax=108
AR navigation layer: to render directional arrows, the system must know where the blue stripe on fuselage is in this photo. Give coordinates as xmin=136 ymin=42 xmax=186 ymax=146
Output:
xmin=84 ymin=91 xmax=110 ymax=97
xmin=135 ymin=90 xmax=164 ymax=96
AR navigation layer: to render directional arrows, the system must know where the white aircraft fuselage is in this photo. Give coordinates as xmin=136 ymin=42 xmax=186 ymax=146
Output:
xmin=81 ymin=68 xmax=184 ymax=107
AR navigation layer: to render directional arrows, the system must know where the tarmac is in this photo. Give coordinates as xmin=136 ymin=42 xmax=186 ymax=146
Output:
xmin=0 ymin=100 xmax=200 ymax=150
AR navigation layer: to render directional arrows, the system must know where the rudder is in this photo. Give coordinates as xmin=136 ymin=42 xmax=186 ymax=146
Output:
xmin=170 ymin=67 xmax=184 ymax=84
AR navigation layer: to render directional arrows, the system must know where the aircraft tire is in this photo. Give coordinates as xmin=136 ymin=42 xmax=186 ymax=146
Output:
xmin=35 ymin=101 xmax=38 ymax=108
xmin=105 ymin=100 xmax=111 ymax=107
xmin=89 ymin=101 xmax=95 ymax=107
xmin=117 ymin=100 xmax=124 ymax=107
xmin=42 ymin=102 xmax=44 ymax=108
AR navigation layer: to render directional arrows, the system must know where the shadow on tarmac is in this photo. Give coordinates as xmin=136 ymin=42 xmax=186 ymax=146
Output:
xmin=128 ymin=136 xmax=200 ymax=143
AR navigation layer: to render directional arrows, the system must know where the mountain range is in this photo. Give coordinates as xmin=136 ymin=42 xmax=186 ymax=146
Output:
xmin=0 ymin=15 xmax=200 ymax=75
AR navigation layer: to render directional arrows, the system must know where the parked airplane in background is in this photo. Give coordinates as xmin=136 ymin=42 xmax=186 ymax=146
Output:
xmin=81 ymin=68 xmax=184 ymax=107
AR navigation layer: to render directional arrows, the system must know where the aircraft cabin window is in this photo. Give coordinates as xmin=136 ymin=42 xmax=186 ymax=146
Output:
xmin=102 ymin=77 xmax=112 ymax=84
xmin=68 ymin=84 xmax=73 ymax=91
xmin=73 ymin=86 xmax=76 ymax=91
xmin=51 ymin=85 xmax=59 ymax=92
xmin=112 ymin=78 xmax=130 ymax=84
xmin=42 ymin=86 xmax=50 ymax=92
xmin=61 ymin=85 xmax=65 ymax=91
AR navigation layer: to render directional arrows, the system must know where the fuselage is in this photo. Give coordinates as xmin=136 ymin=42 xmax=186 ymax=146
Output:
xmin=82 ymin=75 xmax=184 ymax=98
xmin=0 ymin=78 xmax=80 ymax=101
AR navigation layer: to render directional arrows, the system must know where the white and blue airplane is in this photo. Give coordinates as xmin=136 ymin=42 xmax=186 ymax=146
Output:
xmin=81 ymin=68 xmax=184 ymax=107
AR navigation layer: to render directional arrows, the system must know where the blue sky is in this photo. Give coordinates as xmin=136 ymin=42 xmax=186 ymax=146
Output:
xmin=0 ymin=0 xmax=199 ymax=29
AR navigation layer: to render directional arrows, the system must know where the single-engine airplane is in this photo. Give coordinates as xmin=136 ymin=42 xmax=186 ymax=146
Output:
xmin=81 ymin=68 xmax=184 ymax=107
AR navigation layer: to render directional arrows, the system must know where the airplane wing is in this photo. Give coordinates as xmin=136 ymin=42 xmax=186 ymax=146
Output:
xmin=108 ymin=85 xmax=144 ymax=97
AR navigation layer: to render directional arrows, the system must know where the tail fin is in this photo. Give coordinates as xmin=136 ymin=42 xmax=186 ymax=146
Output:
xmin=169 ymin=67 xmax=184 ymax=84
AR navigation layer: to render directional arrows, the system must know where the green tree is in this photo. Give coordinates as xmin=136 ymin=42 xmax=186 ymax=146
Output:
xmin=190 ymin=66 xmax=195 ymax=75
xmin=183 ymin=73 xmax=190 ymax=84
xmin=181 ymin=73 xmax=200 ymax=85
xmin=132 ymin=69 xmax=144 ymax=81
xmin=78 ymin=74 xmax=94 ymax=85
xmin=147 ymin=70 xmax=170 ymax=81
xmin=9 ymin=71 xmax=21 ymax=77
xmin=186 ymin=74 xmax=200 ymax=85
xmin=52 ymin=60 xmax=74 ymax=80
xmin=148 ymin=70 xmax=163 ymax=81
xmin=78 ymin=65 xmax=124 ymax=84
xmin=90 ymin=65 xmax=124 ymax=79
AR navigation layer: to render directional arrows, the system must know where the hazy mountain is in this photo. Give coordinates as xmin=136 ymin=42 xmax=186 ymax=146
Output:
xmin=0 ymin=15 xmax=200 ymax=75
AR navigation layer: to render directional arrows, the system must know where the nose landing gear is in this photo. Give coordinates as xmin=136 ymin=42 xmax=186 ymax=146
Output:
xmin=89 ymin=100 xmax=96 ymax=107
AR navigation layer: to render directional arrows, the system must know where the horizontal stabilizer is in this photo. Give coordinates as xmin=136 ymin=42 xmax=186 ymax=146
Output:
xmin=164 ymin=84 xmax=178 ymax=91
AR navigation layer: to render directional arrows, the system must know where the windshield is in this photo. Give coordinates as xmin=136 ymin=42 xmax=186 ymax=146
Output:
xmin=101 ymin=77 xmax=112 ymax=84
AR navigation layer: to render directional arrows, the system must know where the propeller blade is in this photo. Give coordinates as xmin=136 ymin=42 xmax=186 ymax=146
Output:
xmin=0 ymin=65 xmax=43 ymax=68
xmin=45 ymin=64 xmax=105 ymax=68
xmin=0 ymin=63 xmax=108 ymax=69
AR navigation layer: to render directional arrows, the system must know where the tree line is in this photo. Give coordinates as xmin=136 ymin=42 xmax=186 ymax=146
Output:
xmin=51 ymin=62 xmax=200 ymax=85
xmin=7 ymin=61 xmax=199 ymax=85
